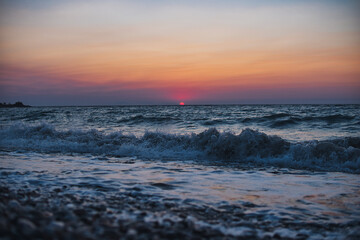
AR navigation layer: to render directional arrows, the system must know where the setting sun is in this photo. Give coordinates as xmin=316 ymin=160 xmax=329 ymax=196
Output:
xmin=0 ymin=1 xmax=359 ymax=239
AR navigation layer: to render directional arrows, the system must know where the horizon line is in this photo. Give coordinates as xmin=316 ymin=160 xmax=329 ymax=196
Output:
xmin=18 ymin=103 xmax=360 ymax=107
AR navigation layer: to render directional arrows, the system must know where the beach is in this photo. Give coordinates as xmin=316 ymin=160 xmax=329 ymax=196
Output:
xmin=1 ymin=153 xmax=359 ymax=239
xmin=1 ymin=105 xmax=360 ymax=239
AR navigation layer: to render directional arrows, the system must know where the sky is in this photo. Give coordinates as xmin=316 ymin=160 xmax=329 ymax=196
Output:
xmin=0 ymin=0 xmax=359 ymax=105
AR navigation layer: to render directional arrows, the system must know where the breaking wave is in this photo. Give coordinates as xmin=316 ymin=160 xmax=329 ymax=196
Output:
xmin=1 ymin=123 xmax=359 ymax=173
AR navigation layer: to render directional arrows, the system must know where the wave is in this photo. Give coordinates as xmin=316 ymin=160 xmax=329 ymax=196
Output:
xmin=263 ymin=113 xmax=292 ymax=119
xmin=1 ymin=123 xmax=359 ymax=173
xmin=5 ymin=110 xmax=57 ymax=121
xmin=300 ymin=114 xmax=355 ymax=123
xmin=202 ymin=119 xmax=227 ymax=126
xmin=241 ymin=113 xmax=292 ymax=123
xmin=116 ymin=115 xmax=179 ymax=124
xmin=241 ymin=113 xmax=356 ymax=128
xmin=269 ymin=119 xmax=298 ymax=128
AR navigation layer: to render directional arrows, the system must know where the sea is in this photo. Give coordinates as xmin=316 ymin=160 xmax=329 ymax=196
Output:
xmin=1 ymin=104 xmax=359 ymax=239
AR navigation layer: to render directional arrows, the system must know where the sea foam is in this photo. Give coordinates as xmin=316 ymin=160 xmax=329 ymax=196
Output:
xmin=1 ymin=123 xmax=359 ymax=173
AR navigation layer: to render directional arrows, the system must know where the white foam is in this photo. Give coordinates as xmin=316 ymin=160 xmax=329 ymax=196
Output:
xmin=1 ymin=123 xmax=359 ymax=173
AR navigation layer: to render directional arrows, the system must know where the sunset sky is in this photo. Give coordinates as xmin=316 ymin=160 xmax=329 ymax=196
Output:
xmin=0 ymin=0 xmax=359 ymax=105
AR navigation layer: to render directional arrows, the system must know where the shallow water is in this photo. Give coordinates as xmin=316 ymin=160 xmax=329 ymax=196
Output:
xmin=1 ymin=152 xmax=359 ymax=228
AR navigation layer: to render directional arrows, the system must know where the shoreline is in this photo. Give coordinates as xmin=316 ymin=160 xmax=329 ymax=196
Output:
xmin=1 ymin=182 xmax=359 ymax=240
xmin=0 ymin=183 xmax=252 ymax=239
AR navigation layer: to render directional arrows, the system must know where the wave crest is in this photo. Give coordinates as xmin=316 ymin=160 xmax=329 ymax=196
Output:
xmin=1 ymin=123 xmax=359 ymax=173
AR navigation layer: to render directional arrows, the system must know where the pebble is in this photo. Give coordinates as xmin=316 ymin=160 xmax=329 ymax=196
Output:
xmin=126 ymin=228 xmax=138 ymax=238
xmin=0 ymin=183 xmax=356 ymax=240
xmin=66 ymin=203 xmax=75 ymax=209
xmin=42 ymin=211 xmax=53 ymax=218
xmin=8 ymin=200 xmax=21 ymax=210
xmin=47 ymin=220 xmax=65 ymax=232
xmin=17 ymin=218 xmax=36 ymax=236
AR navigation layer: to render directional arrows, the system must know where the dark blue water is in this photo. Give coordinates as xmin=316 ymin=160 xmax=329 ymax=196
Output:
xmin=1 ymin=105 xmax=359 ymax=140
xmin=1 ymin=105 xmax=360 ymax=239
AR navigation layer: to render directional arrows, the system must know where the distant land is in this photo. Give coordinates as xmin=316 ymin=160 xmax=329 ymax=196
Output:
xmin=0 ymin=102 xmax=31 ymax=108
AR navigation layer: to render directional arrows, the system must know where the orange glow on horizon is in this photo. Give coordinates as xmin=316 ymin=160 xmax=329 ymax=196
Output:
xmin=0 ymin=1 xmax=359 ymax=104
